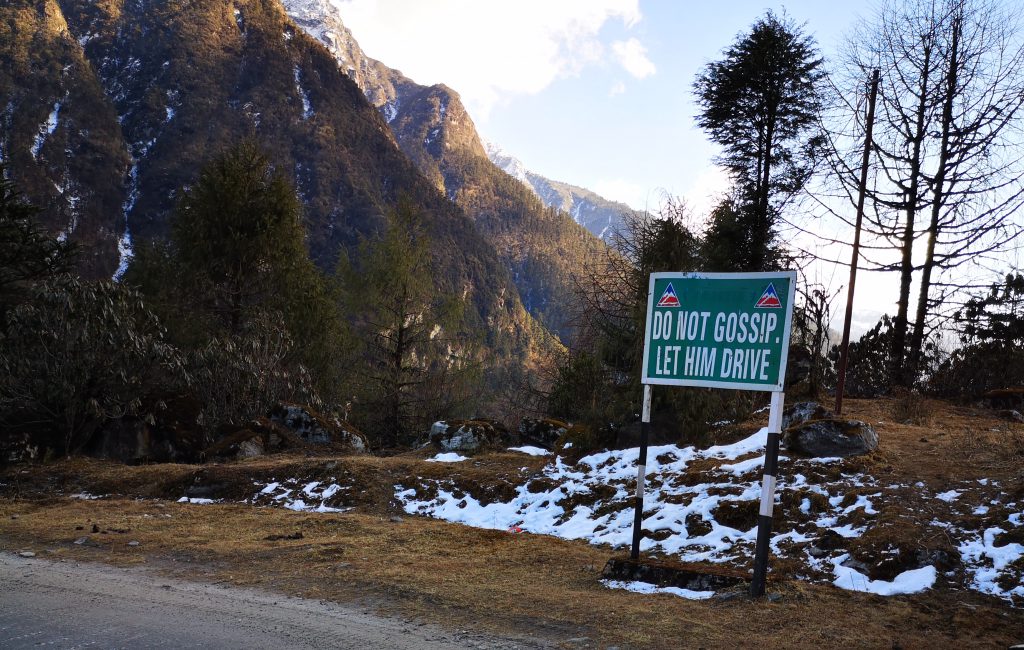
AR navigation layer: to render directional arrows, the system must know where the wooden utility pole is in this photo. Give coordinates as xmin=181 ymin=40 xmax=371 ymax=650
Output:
xmin=835 ymin=69 xmax=880 ymax=415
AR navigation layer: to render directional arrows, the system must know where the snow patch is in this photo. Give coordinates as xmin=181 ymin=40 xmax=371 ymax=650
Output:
xmin=936 ymin=490 xmax=961 ymax=502
xmin=602 ymin=579 xmax=715 ymax=600
xmin=959 ymin=527 xmax=1024 ymax=601
xmin=427 ymin=453 xmax=468 ymax=463
xmin=31 ymin=101 xmax=61 ymax=159
xmin=507 ymin=446 xmax=551 ymax=457
xmin=831 ymin=555 xmax=936 ymax=595
xmin=293 ymin=66 xmax=313 ymax=119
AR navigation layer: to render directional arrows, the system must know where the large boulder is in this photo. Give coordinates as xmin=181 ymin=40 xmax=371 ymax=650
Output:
xmin=781 ymin=401 xmax=834 ymax=431
xmin=784 ymin=419 xmax=878 ymax=458
xmin=429 ymin=420 xmax=500 ymax=453
xmin=982 ymin=387 xmax=1024 ymax=411
xmin=269 ymin=403 xmax=368 ymax=453
xmin=518 ymin=418 xmax=569 ymax=450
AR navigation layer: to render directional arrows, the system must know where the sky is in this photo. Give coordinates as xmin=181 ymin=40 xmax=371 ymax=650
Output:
xmin=327 ymin=0 xmax=960 ymax=331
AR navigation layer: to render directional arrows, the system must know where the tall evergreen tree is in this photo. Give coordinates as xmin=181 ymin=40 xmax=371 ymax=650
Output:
xmin=339 ymin=199 xmax=477 ymax=448
xmin=694 ymin=12 xmax=824 ymax=271
xmin=127 ymin=141 xmax=346 ymax=403
xmin=0 ymin=164 xmax=75 ymax=319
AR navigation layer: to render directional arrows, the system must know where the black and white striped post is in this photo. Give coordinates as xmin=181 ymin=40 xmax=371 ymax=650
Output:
xmin=629 ymin=383 xmax=653 ymax=560
xmin=750 ymin=390 xmax=785 ymax=597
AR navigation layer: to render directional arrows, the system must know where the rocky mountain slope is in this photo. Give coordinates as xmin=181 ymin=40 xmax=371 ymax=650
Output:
xmin=283 ymin=0 xmax=610 ymax=336
xmin=0 ymin=0 xmax=552 ymax=367
xmin=485 ymin=142 xmax=637 ymax=242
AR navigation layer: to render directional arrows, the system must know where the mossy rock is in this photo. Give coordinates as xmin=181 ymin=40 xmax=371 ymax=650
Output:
xmin=428 ymin=420 xmax=500 ymax=453
xmin=518 ymin=417 xmax=569 ymax=450
xmin=784 ymin=418 xmax=878 ymax=458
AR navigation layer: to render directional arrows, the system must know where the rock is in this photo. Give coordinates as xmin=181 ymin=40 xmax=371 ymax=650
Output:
xmin=73 ymin=537 xmax=89 ymax=545
xmin=86 ymin=393 xmax=206 ymax=464
xmin=518 ymin=418 xmax=569 ymax=450
xmin=203 ymin=423 xmax=280 ymax=460
xmin=128 ymin=541 xmax=140 ymax=547
xmin=389 ymin=515 xmax=404 ymax=523
xmin=785 ymin=419 xmax=878 ymax=458
xmin=184 ymin=484 xmax=223 ymax=499
xmin=601 ymin=557 xmax=745 ymax=592
xmin=429 ymin=420 xmax=500 ymax=453
xmin=0 ymin=432 xmax=40 ymax=466
xmin=17 ymin=551 xmax=35 ymax=558
xmin=269 ymin=403 xmax=368 ymax=452
xmin=999 ymin=409 xmax=1024 ymax=424
xmin=982 ymin=387 xmax=1024 ymax=410
xmin=781 ymin=401 xmax=834 ymax=431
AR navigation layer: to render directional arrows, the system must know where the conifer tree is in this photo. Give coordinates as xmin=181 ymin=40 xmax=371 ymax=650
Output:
xmin=128 ymin=141 xmax=346 ymax=404
xmin=339 ymin=199 xmax=476 ymax=448
xmin=0 ymin=164 xmax=75 ymax=318
xmin=694 ymin=12 xmax=824 ymax=271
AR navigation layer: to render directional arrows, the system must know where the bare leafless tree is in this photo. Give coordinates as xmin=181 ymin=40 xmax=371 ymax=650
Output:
xmin=822 ymin=0 xmax=1024 ymax=383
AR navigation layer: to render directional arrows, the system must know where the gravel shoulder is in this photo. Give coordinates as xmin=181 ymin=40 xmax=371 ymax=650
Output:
xmin=0 ymin=552 xmax=547 ymax=649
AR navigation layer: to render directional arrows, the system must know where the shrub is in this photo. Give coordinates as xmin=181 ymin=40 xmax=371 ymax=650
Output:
xmin=186 ymin=310 xmax=320 ymax=442
xmin=0 ymin=276 xmax=185 ymax=456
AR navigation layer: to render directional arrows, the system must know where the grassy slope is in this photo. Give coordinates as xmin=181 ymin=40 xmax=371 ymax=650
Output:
xmin=2 ymin=397 xmax=1022 ymax=649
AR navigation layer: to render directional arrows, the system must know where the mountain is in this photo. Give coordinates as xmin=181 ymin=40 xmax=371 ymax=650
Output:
xmin=0 ymin=0 xmax=553 ymax=369
xmin=283 ymin=0 xmax=609 ymax=336
xmin=485 ymin=142 xmax=638 ymax=242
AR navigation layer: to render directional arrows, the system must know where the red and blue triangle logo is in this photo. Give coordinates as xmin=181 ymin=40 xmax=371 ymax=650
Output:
xmin=657 ymin=282 xmax=681 ymax=307
xmin=755 ymin=283 xmax=783 ymax=308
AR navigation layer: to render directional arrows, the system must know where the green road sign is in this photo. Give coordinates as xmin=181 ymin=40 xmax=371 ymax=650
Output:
xmin=641 ymin=271 xmax=796 ymax=391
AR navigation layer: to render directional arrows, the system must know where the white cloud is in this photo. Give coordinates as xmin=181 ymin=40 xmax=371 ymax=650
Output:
xmin=592 ymin=178 xmax=653 ymax=212
xmin=683 ymin=165 xmax=731 ymax=220
xmin=611 ymin=38 xmax=655 ymax=79
xmin=331 ymin=0 xmax=644 ymax=119
xmin=609 ymin=81 xmax=626 ymax=96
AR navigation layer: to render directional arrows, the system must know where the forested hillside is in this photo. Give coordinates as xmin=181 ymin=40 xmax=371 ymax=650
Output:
xmin=284 ymin=0 xmax=610 ymax=336
xmin=0 ymin=0 xmax=552 ymax=363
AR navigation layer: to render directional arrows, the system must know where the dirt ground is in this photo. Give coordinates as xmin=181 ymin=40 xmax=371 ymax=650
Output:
xmin=2 ymin=398 xmax=1022 ymax=649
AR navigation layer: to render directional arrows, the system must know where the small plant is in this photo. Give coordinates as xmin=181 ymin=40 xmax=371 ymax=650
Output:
xmin=889 ymin=388 xmax=929 ymax=425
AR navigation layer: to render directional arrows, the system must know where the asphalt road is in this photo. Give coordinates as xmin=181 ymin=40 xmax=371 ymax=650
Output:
xmin=0 ymin=552 xmax=546 ymax=649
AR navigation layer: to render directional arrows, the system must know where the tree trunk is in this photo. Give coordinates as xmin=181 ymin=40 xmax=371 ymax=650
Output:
xmin=910 ymin=6 xmax=961 ymax=379
xmin=892 ymin=41 xmax=933 ymax=386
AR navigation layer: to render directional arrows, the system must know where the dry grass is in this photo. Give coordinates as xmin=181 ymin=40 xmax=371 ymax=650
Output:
xmin=2 ymin=398 xmax=1023 ymax=649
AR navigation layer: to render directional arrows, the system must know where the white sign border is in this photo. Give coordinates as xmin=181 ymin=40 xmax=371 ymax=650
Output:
xmin=640 ymin=271 xmax=797 ymax=392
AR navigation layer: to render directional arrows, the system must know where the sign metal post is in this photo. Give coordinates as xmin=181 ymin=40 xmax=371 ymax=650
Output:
xmin=629 ymin=383 xmax=653 ymax=559
xmin=636 ymin=271 xmax=796 ymax=597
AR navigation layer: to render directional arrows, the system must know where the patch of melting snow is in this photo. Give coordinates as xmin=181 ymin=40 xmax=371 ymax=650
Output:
xmin=177 ymin=497 xmax=219 ymax=505
xmin=113 ymin=229 xmax=133 ymax=280
xmin=31 ymin=101 xmax=61 ymax=159
xmin=507 ymin=446 xmax=551 ymax=457
xmin=70 ymin=493 xmax=106 ymax=500
xmin=427 ymin=453 xmax=468 ymax=463
xmin=293 ymin=66 xmax=313 ymax=119
xmin=936 ymin=489 xmax=962 ymax=502
xmin=394 ymin=426 xmax=1024 ymax=600
xmin=959 ymin=527 xmax=1024 ymax=601
xmin=601 ymin=579 xmax=715 ymax=600
xmin=831 ymin=555 xmax=936 ymax=595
